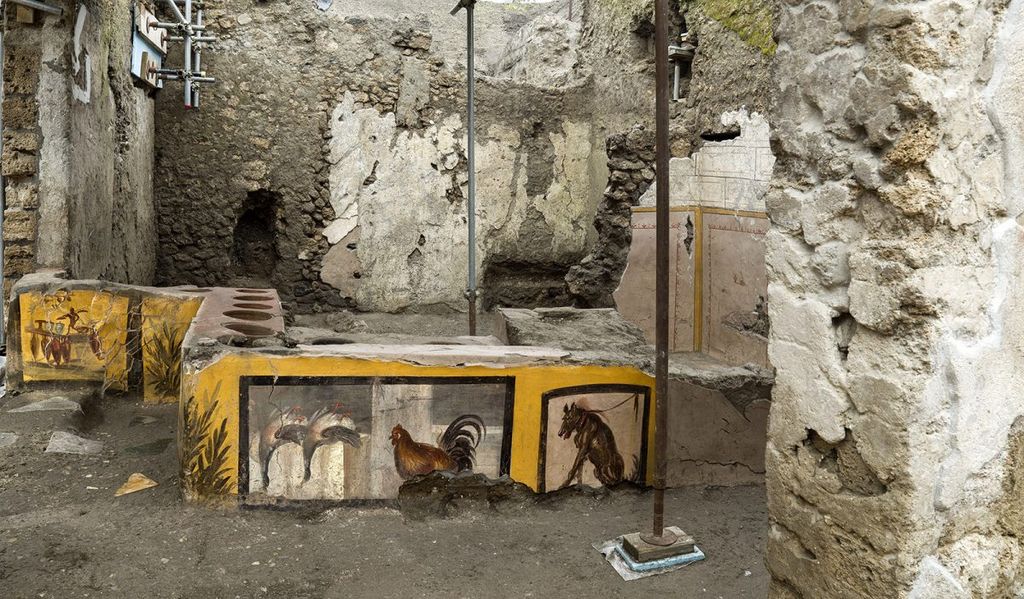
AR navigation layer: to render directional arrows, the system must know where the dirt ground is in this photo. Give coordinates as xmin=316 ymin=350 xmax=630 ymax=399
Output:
xmin=0 ymin=397 xmax=768 ymax=598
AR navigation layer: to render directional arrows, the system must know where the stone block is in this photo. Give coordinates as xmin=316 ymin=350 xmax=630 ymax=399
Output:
xmin=622 ymin=527 xmax=696 ymax=562
xmin=2 ymin=209 xmax=37 ymax=243
xmin=3 ymin=255 xmax=34 ymax=278
xmin=2 ymin=129 xmax=40 ymax=154
xmin=1 ymin=96 xmax=38 ymax=130
xmin=4 ymin=181 xmax=39 ymax=209
xmin=2 ymin=43 xmax=40 ymax=94
xmin=0 ymin=151 xmax=36 ymax=177
xmin=4 ymin=242 xmax=35 ymax=259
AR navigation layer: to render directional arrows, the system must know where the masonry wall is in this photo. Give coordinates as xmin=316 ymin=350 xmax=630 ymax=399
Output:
xmin=154 ymin=0 xmax=613 ymax=313
xmin=566 ymin=0 xmax=776 ymax=306
xmin=2 ymin=0 xmax=157 ymax=301
xmin=152 ymin=0 xmax=778 ymax=314
xmin=765 ymin=0 xmax=1024 ymax=596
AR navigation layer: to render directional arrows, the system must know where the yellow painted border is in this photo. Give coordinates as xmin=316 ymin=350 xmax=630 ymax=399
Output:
xmin=182 ymin=353 xmax=657 ymax=502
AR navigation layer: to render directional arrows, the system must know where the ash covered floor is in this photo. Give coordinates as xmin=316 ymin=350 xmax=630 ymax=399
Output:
xmin=0 ymin=398 xmax=767 ymax=598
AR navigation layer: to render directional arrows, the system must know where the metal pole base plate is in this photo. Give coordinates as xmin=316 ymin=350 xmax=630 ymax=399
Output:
xmin=623 ymin=526 xmax=695 ymax=563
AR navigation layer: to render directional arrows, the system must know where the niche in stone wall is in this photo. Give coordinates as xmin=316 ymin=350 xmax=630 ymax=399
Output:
xmin=231 ymin=190 xmax=279 ymax=286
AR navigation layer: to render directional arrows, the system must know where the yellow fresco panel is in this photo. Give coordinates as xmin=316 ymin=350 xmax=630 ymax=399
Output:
xmin=180 ymin=353 xmax=656 ymax=504
xmin=20 ymin=290 xmax=130 ymax=390
xmin=141 ymin=296 xmax=203 ymax=404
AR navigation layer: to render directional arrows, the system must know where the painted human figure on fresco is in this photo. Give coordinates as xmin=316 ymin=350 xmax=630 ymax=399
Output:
xmin=558 ymin=402 xmax=625 ymax=489
xmin=27 ymin=306 xmax=105 ymax=367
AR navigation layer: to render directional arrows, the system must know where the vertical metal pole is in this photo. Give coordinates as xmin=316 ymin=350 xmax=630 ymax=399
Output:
xmin=192 ymin=9 xmax=202 ymax=108
xmin=183 ymin=0 xmax=192 ymax=107
xmin=0 ymin=28 xmax=5 ymax=348
xmin=647 ymin=0 xmax=675 ymax=545
xmin=465 ymin=1 xmax=477 ymax=336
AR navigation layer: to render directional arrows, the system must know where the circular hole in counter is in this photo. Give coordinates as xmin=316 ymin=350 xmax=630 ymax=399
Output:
xmin=234 ymin=294 xmax=272 ymax=301
xmin=224 ymin=309 xmax=274 ymax=322
xmin=223 ymin=322 xmax=275 ymax=337
xmin=236 ymin=288 xmax=272 ymax=293
xmin=233 ymin=302 xmax=274 ymax=310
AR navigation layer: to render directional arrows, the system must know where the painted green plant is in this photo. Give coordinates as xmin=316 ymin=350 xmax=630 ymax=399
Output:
xmin=145 ymin=321 xmax=185 ymax=399
xmin=180 ymin=383 xmax=232 ymax=498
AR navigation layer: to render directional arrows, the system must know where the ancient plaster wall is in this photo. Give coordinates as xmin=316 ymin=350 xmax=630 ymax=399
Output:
xmin=152 ymin=0 xmax=780 ymax=314
xmin=615 ymin=109 xmax=772 ymax=360
xmin=766 ymin=0 xmax=1024 ymax=596
xmin=566 ymin=0 xmax=776 ymax=306
xmin=2 ymin=0 xmax=157 ymax=299
xmin=154 ymin=0 xmax=619 ymax=312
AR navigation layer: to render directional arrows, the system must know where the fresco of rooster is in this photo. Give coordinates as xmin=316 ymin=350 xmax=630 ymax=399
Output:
xmin=259 ymin=406 xmax=308 ymax=489
xmin=302 ymin=404 xmax=361 ymax=482
xmin=391 ymin=414 xmax=485 ymax=480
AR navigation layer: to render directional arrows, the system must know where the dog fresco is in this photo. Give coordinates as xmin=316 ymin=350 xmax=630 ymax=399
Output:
xmin=242 ymin=376 xmax=512 ymax=502
xmin=540 ymin=385 xmax=650 ymax=492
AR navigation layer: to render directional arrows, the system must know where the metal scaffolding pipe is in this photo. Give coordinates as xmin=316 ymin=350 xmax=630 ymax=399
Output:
xmin=192 ymin=9 xmax=203 ymax=108
xmin=162 ymin=0 xmax=186 ymax=25
xmin=183 ymin=0 xmax=192 ymax=107
xmin=9 ymin=0 xmax=62 ymax=15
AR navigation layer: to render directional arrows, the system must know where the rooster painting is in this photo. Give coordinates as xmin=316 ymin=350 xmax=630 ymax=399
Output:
xmin=302 ymin=405 xmax=360 ymax=482
xmin=391 ymin=414 xmax=485 ymax=479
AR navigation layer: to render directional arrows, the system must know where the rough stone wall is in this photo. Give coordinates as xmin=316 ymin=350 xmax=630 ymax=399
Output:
xmin=566 ymin=125 xmax=654 ymax=307
xmin=2 ymin=0 xmax=157 ymax=301
xmin=673 ymin=0 xmax=774 ymax=155
xmin=2 ymin=8 xmax=44 ymax=301
xmin=766 ymin=0 xmax=1024 ymax=595
xmin=154 ymin=0 xmax=614 ymax=313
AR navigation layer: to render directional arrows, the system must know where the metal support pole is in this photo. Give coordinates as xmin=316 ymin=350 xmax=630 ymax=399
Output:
xmin=453 ymin=0 xmax=478 ymax=336
xmin=162 ymin=0 xmax=186 ymax=26
xmin=640 ymin=0 xmax=677 ymax=548
xmin=183 ymin=0 xmax=192 ymax=107
xmin=9 ymin=0 xmax=63 ymax=15
xmin=192 ymin=9 xmax=202 ymax=108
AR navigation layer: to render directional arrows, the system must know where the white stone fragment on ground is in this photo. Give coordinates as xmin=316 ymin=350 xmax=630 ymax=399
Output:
xmin=44 ymin=431 xmax=103 ymax=455
xmin=0 ymin=433 xmax=18 ymax=449
xmin=9 ymin=396 xmax=81 ymax=413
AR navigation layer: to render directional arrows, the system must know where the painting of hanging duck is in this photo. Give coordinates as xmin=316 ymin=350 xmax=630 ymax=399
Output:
xmin=256 ymin=402 xmax=362 ymax=495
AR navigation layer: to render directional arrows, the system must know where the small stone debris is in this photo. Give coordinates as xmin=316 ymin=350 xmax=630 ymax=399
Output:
xmin=0 ymin=432 xmax=18 ymax=449
xmin=8 ymin=396 xmax=81 ymax=413
xmin=115 ymin=473 xmax=159 ymax=497
xmin=44 ymin=431 xmax=103 ymax=455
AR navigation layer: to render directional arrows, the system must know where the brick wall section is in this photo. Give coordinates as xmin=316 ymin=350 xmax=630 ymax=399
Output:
xmin=1 ymin=10 xmax=43 ymax=302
